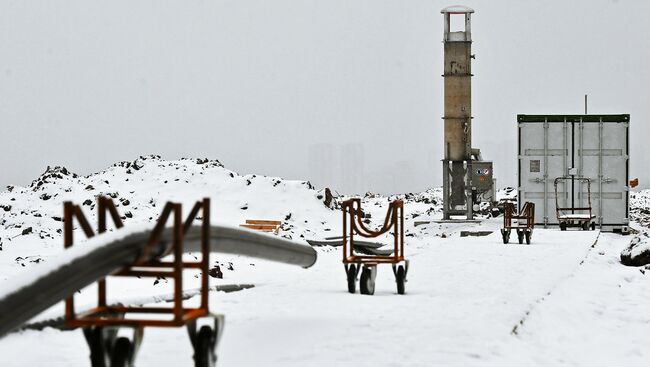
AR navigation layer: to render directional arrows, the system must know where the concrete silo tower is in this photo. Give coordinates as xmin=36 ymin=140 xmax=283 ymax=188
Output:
xmin=441 ymin=5 xmax=481 ymax=220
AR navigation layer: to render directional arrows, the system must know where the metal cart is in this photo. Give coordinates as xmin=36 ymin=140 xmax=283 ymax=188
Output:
xmin=501 ymin=201 xmax=535 ymax=244
xmin=341 ymin=198 xmax=409 ymax=295
xmin=64 ymin=197 xmax=222 ymax=367
xmin=554 ymin=176 xmax=597 ymax=231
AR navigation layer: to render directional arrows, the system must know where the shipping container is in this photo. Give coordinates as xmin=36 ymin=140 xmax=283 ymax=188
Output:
xmin=517 ymin=114 xmax=630 ymax=233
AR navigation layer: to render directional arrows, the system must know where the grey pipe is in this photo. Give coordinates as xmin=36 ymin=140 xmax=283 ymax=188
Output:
xmin=0 ymin=225 xmax=316 ymax=337
xmin=540 ymin=118 xmax=548 ymax=228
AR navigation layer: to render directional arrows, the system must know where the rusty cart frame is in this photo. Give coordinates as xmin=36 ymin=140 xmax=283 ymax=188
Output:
xmin=500 ymin=201 xmax=535 ymax=244
xmin=342 ymin=198 xmax=409 ymax=295
xmin=554 ymin=176 xmax=597 ymax=231
xmin=64 ymin=196 xmax=222 ymax=367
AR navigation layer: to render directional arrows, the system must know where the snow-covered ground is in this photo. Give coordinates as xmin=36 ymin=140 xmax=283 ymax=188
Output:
xmin=1 ymin=158 xmax=649 ymax=366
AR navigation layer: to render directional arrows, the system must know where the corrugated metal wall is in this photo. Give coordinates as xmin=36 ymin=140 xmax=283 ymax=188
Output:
xmin=517 ymin=115 xmax=630 ymax=232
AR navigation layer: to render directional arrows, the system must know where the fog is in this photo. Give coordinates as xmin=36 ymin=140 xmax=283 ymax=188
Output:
xmin=1 ymin=0 xmax=648 ymax=194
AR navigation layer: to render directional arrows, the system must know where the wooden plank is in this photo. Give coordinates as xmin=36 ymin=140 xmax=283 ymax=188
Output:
xmin=245 ymin=220 xmax=281 ymax=225
xmin=239 ymin=224 xmax=278 ymax=232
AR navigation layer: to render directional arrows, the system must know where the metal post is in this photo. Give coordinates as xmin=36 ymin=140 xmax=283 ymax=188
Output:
xmin=342 ymin=203 xmax=347 ymax=262
xmin=63 ymin=202 xmax=75 ymax=321
xmin=465 ymin=160 xmax=472 ymax=219
xmin=200 ymin=198 xmax=210 ymax=310
xmin=399 ymin=203 xmax=404 ymax=259
xmin=543 ymin=119 xmax=548 ymax=227
xmin=173 ymin=204 xmax=183 ymax=322
xmin=562 ymin=117 xmax=567 ymax=222
xmin=579 ymin=118 xmax=584 ymax=207
xmin=598 ymin=118 xmax=603 ymax=229
xmin=442 ymin=160 xmax=449 ymax=219
xmin=97 ymin=199 xmax=107 ymax=308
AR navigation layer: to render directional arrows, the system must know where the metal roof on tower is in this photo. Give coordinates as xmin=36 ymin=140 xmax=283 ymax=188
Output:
xmin=441 ymin=5 xmax=475 ymax=14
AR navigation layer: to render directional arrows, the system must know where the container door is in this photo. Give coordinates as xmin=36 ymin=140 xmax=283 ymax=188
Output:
xmin=519 ymin=121 xmax=569 ymax=225
xmin=575 ymin=121 xmax=629 ymax=227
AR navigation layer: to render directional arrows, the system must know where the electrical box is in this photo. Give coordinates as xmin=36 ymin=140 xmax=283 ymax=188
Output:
xmin=471 ymin=161 xmax=494 ymax=202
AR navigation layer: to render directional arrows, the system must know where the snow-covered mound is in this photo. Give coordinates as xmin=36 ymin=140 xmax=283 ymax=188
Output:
xmin=0 ymin=155 xmax=445 ymax=284
xmin=0 ymin=155 xmax=336 ymax=242
xmin=0 ymin=155 xmax=342 ymax=282
xmin=620 ymin=231 xmax=650 ymax=266
xmin=351 ymin=189 xmax=442 ymax=220
xmin=630 ymin=190 xmax=650 ymax=228
xmin=497 ymin=187 xmax=517 ymax=202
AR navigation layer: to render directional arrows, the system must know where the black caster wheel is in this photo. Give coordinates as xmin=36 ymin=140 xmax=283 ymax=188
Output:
xmin=517 ymin=231 xmax=524 ymax=244
xmin=560 ymin=223 xmax=567 ymax=231
xmin=591 ymin=222 xmax=596 ymax=231
xmin=582 ymin=222 xmax=589 ymax=231
xmin=84 ymin=327 xmax=109 ymax=367
xmin=110 ymin=337 xmax=132 ymax=367
xmin=501 ymin=229 xmax=510 ymax=244
xmin=395 ymin=265 xmax=406 ymax=295
xmin=346 ymin=264 xmax=356 ymax=294
xmin=359 ymin=266 xmax=375 ymax=295
xmin=525 ymin=231 xmax=531 ymax=245
xmin=194 ymin=325 xmax=216 ymax=367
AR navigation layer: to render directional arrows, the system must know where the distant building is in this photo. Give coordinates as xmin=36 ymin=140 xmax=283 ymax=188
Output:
xmin=339 ymin=143 xmax=365 ymax=195
xmin=308 ymin=143 xmax=337 ymax=190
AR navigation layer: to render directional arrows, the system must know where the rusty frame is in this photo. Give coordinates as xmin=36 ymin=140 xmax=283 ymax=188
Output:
xmin=503 ymin=202 xmax=535 ymax=231
xmin=64 ymin=197 xmax=211 ymax=328
xmin=554 ymin=176 xmax=596 ymax=228
xmin=341 ymin=198 xmax=405 ymax=265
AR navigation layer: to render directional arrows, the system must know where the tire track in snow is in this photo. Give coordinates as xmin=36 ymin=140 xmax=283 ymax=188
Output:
xmin=510 ymin=232 xmax=601 ymax=335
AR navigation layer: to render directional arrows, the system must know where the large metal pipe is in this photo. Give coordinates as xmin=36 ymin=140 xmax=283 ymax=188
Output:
xmin=0 ymin=225 xmax=317 ymax=337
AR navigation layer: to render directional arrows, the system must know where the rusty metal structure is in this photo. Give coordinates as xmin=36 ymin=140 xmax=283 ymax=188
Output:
xmin=0 ymin=196 xmax=317 ymax=366
xmin=501 ymin=201 xmax=535 ymax=244
xmin=341 ymin=198 xmax=409 ymax=295
xmin=64 ymin=197 xmax=218 ymax=366
xmin=64 ymin=197 xmax=212 ymax=329
xmin=441 ymin=5 xmax=494 ymax=220
xmin=554 ymin=176 xmax=597 ymax=231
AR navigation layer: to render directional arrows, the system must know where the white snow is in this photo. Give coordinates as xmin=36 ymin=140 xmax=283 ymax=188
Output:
xmin=558 ymin=213 xmax=595 ymax=220
xmin=496 ymin=187 xmax=517 ymax=202
xmin=0 ymin=157 xmax=649 ymax=366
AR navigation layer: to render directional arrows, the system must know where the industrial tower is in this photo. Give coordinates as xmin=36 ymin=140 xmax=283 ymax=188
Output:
xmin=441 ymin=5 xmax=493 ymax=220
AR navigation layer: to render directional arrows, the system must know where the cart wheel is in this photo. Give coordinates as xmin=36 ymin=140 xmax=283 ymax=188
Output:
xmin=110 ymin=337 xmax=132 ymax=367
xmin=346 ymin=264 xmax=356 ymax=294
xmin=591 ymin=222 xmax=596 ymax=231
xmin=360 ymin=267 xmax=375 ymax=295
xmin=517 ymin=231 xmax=524 ymax=244
xmin=501 ymin=229 xmax=509 ymax=244
xmin=396 ymin=266 xmax=406 ymax=295
xmin=525 ymin=231 xmax=531 ymax=245
xmin=582 ymin=222 xmax=589 ymax=231
xmin=85 ymin=327 xmax=109 ymax=367
xmin=194 ymin=325 xmax=216 ymax=367
xmin=560 ymin=223 xmax=567 ymax=231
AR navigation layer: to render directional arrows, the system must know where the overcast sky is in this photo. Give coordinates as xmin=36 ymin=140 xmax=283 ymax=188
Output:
xmin=1 ymin=0 xmax=648 ymax=194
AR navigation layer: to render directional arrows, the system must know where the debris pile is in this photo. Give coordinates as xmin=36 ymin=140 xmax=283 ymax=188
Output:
xmin=621 ymin=231 xmax=650 ymax=266
xmin=630 ymin=190 xmax=650 ymax=228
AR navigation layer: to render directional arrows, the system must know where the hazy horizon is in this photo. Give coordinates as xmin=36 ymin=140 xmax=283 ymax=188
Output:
xmin=1 ymin=0 xmax=648 ymax=194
